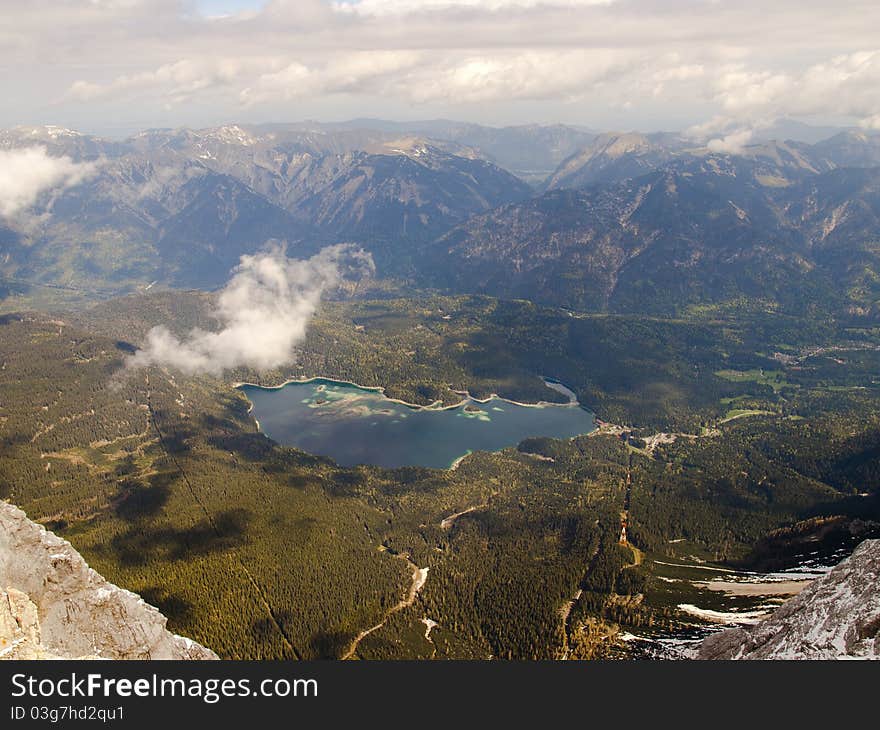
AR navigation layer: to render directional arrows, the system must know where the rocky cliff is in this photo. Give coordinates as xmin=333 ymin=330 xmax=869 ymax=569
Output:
xmin=0 ymin=501 xmax=216 ymax=660
xmin=697 ymin=539 xmax=880 ymax=660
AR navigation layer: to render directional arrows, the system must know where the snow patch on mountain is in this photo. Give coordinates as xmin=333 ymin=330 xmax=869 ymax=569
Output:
xmin=696 ymin=539 xmax=879 ymax=659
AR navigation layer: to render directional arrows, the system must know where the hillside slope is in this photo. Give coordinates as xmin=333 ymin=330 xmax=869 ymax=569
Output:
xmin=428 ymin=158 xmax=880 ymax=317
xmin=0 ymin=125 xmax=529 ymax=294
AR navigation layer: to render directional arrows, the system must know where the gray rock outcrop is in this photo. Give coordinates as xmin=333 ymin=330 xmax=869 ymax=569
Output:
xmin=697 ymin=539 xmax=880 ymax=660
xmin=0 ymin=501 xmax=217 ymax=660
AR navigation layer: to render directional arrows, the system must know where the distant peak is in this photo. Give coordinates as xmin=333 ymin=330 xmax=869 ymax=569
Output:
xmin=200 ymin=124 xmax=258 ymax=146
xmin=12 ymin=124 xmax=83 ymax=139
xmin=593 ymin=132 xmax=653 ymax=158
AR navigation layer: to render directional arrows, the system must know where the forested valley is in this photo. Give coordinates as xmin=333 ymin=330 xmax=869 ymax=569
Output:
xmin=2 ymin=291 xmax=878 ymax=659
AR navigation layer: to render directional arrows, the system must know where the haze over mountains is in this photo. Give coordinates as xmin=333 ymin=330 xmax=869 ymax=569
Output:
xmin=2 ymin=119 xmax=880 ymax=321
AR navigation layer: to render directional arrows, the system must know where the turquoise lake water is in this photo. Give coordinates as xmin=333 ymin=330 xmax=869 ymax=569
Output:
xmin=239 ymin=378 xmax=596 ymax=469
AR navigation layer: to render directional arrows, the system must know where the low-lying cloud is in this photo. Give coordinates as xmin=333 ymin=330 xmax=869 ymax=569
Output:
xmin=688 ymin=51 xmax=880 ymax=151
xmin=0 ymin=146 xmax=95 ymax=217
xmin=705 ymin=128 xmax=755 ymax=155
xmin=126 ymin=244 xmax=374 ymax=376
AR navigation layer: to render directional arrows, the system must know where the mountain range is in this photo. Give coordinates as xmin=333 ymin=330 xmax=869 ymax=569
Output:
xmin=3 ymin=119 xmax=880 ymax=663
xmin=431 ymin=146 xmax=880 ymax=317
xmin=2 ymin=121 xmax=880 ymax=318
xmin=0 ymin=123 xmax=530 ymax=292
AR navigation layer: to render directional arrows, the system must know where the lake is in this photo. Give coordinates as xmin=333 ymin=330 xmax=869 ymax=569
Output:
xmin=239 ymin=377 xmax=596 ymax=469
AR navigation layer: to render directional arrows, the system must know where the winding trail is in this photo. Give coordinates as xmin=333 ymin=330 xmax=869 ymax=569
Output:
xmin=440 ymin=505 xmax=485 ymax=530
xmin=421 ymin=617 xmax=439 ymax=659
xmin=341 ymin=553 xmax=429 ymax=660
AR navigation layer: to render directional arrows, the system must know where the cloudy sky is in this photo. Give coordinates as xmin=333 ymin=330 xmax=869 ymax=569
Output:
xmin=2 ymin=0 xmax=879 ymax=137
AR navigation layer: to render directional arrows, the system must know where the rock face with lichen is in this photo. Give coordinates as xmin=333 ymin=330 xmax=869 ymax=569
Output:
xmin=696 ymin=539 xmax=880 ymax=660
xmin=0 ymin=501 xmax=216 ymax=660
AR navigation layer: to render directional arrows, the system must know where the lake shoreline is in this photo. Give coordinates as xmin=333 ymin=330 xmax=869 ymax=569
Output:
xmin=235 ymin=375 xmax=596 ymax=470
xmin=233 ymin=374 xmax=589 ymax=413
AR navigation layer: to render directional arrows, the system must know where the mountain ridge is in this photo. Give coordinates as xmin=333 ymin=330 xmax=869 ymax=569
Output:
xmin=0 ymin=500 xmax=216 ymax=660
xmin=4 ymin=121 xmax=880 ymax=313
xmin=426 ymin=156 xmax=880 ymax=318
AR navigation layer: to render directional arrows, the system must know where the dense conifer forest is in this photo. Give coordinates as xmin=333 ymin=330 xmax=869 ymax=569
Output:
xmin=2 ymin=292 xmax=878 ymax=658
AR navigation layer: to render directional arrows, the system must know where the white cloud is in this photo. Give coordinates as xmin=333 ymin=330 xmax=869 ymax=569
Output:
xmin=334 ymin=0 xmax=615 ymax=15
xmin=5 ymin=2 xmax=880 ymax=133
xmin=706 ymin=128 xmax=754 ymax=154
xmin=401 ymin=49 xmax=632 ymax=104
xmin=683 ymin=50 xmax=880 ymax=150
xmin=125 ymin=244 xmax=374 ymax=376
xmin=239 ymin=51 xmax=421 ymax=106
xmin=716 ymin=70 xmax=790 ymax=114
xmin=68 ymin=58 xmax=269 ymax=104
xmin=861 ymin=114 xmax=880 ymax=131
xmin=653 ymin=65 xmax=705 ymax=83
xmin=73 ymin=48 xmax=635 ymax=108
xmin=0 ymin=147 xmax=95 ymax=218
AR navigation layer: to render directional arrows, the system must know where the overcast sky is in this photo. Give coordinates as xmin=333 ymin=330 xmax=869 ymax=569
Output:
xmin=2 ymin=0 xmax=879 ymax=140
